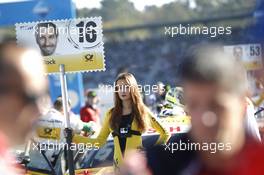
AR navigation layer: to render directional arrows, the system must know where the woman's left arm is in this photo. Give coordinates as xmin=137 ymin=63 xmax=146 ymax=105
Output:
xmin=149 ymin=113 xmax=171 ymax=145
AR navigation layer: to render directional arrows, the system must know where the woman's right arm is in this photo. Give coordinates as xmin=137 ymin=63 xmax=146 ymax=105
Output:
xmin=73 ymin=110 xmax=111 ymax=147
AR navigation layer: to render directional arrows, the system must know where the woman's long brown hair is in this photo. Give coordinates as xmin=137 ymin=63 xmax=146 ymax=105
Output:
xmin=110 ymin=73 xmax=149 ymax=131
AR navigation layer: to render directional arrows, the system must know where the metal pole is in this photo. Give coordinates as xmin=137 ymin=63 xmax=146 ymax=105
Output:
xmin=59 ymin=64 xmax=75 ymax=175
xmin=60 ymin=64 xmax=70 ymax=128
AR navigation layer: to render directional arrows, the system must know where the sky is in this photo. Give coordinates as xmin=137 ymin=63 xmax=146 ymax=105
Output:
xmin=72 ymin=0 xmax=176 ymax=11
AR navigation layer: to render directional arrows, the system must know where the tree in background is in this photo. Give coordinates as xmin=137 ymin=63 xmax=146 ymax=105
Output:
xmin=77 ymin=0 xmax=255 ymax=29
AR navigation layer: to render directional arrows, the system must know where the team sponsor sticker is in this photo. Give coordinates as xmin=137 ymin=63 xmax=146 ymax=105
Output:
xmin=16 ymin=17 xmax=105 ymax=73
xmin=36 ymin=127 xmax=61 ymax=140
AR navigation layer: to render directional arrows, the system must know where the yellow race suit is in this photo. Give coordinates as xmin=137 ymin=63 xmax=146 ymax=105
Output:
xmin=73 ymin=109 xmax=170 ymax=169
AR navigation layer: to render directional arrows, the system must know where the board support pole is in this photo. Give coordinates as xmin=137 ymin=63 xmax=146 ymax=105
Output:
xmin=59 ymin=64 xmax=75 ymax=175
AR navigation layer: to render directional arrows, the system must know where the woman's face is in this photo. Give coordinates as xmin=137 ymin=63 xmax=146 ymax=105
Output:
xmin=116 ymin=79 xmax=131 ymax=101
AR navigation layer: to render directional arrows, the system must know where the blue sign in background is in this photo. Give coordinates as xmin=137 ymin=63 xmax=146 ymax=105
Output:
xmin=0 ymin=0 xmax=85 ymax=114
xmin=0 ymin=0 xmax=75 ymax=26
xmin=48 ymin=73 xmax=85 ymax=114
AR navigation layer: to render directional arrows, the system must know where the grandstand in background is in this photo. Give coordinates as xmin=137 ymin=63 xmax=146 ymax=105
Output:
xmin=83 ymin=11 xmax=262 ymax=88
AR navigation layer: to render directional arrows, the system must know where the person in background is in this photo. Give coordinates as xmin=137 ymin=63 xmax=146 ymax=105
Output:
xmin=73 ymin=73 xmax=170 ymax=173
xmin=32 ymin=97 xmax=96 ymax=174
xmin=158 ymin=86 xmax=186 ymax=118
xmin=35 ymin=96 xmax=96 ymax=145
xmin=0 ymin=42 xmax=47 ymax=174
xmin=156 ymin=83 xmax=171 ymax=113
xmin=144 ymin=82 xmax=168 ymax=114
xmin=245 ymin=97 xmax=261 ymax=141
xmin=155 ymin=82 xmax=166 ymax=105
xmin=80 ymin=90 xmax=101 ymax=126
xmin=121 ymin=44 xmax=264 ymax=175
xmin=35 ymin=22 xmax=58 ymax=56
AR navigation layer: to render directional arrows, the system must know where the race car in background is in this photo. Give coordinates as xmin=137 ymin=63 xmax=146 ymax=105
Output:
xmin=18 ymin=86 xmax=191 ymax=175
xmin=20 ymin=115 xmax=190 ymax=175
